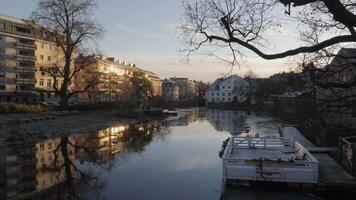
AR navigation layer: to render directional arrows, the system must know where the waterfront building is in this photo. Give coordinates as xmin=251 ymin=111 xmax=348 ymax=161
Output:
xmin=162 ymin=79 xmax=179 ymax=101
xmin=0 ymin=14 xmax=37 ymax=103
xmin=0 ymin=13 xmax=74 ymax=104
xmin=34 ymin=30 xmax=73 ymax=103
xmin=75 ymin=55 xmax=162 ymax=103
xmin=206 ymin=74 xmax=249 ymax=104
xmin=170 ymin=77 xmax=197 ymax=99
xmin=146 ymin=71 xmax=162 ymax=96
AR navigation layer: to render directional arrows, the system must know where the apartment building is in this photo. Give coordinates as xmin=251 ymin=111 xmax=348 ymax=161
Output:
xmin=170 ymin=77 xmax=197 ymax=99
xmin=0 ymin=13 xmax=73 ymax=104
xmin=34 ymin=30 xmax=71 ymax=103
xmin=75 ymin=55 xmax=162 ymax=103
xmin=143 ymin=70 xmax=162 ymax=96
xmin=162 ymin=79 xmax=179 ymax=101
xmin=206 ymin=74 xmax=249 ymax=104
xmin=0 ymin=14 xmax=37 ymax=103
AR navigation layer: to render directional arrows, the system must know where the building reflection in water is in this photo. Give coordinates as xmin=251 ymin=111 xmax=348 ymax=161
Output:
xmin=0 ymin=120 xmax=176 ymax=199
xmin=0 ymin=109 xmax=203 ymax=199
xmin=206 ymin=109 xmax=249 ymax=135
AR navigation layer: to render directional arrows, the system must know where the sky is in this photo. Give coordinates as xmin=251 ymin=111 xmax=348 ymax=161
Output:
xmin=0 ymin=0 xmax=296 ymax=81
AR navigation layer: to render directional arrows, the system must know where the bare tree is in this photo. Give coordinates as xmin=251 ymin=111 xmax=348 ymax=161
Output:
xmin=180 ymin=0 xmax=356 ymax=68
xmin=180 ymin=0 xmax=356 ymax=132
xmin=31 ymin=0 xmax=103 ymax=109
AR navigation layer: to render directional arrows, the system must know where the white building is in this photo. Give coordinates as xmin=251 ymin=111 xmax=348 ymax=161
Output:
xmin=206 ymin=74 xmax=249 ymax=104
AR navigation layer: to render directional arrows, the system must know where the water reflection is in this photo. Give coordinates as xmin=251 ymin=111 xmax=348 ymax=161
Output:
xmin=1 ymin=108 xmax=329 ymax=200
xmin=206 ymin=109 xmax=284 ymax=136
xmin=1 ymin=120 xmax=172 ymax=200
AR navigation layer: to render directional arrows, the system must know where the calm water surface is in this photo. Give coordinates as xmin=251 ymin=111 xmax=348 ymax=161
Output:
xmin=0 ymin=108 xmax=341 ymax=199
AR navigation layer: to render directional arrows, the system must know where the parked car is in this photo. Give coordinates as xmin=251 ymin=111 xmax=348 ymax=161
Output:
xmin=39 ymin=101 xmax=49 ymax=106
xmin=47 ymin=101 xmax=60 ymax=108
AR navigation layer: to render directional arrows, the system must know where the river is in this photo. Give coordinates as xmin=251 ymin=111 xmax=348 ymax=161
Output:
xmin=0 ymin=108 xmax=349 ymax=199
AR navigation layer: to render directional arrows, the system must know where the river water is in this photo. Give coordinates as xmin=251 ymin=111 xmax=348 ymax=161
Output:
xmin=0 ymin=108 xmax=349 ymax=200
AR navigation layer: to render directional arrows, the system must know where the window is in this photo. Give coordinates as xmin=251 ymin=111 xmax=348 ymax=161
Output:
xmin=41 ymin=42 xmax=44 ymax=49
xmin=48 ymin=56 xmax=51 ymax=61
xmin=47 ymin=79 xmax=51 ymax=88
xmin=40 ymin=55 xmax=44 ymax=61
xmin=211 ymin=92 xmax=214 ymax=96
xmin=0 ymin=22 xmax=4 ymax=31
xmin=216 ymin=93 xmax=220 ymax=96
xmin=39 ymin=79 xmax=44 ymax=86
xmin=0 ymin=85 xmax=5 ymax=90
xmin=222 ymin=92 xmax=225 ymax=96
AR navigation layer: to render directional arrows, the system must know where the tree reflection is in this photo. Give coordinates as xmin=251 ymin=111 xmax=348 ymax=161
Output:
xmin=48 ymin=136 xmax=104 ymax=200
xmin=1 ymin=115 xmax=190 ymax=200
xmin=121 ymin=122 xmax=168 ymax=153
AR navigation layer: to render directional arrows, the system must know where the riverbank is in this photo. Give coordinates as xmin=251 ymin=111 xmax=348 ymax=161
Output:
xmin=0 ymin=110 xmax=168 ymax=144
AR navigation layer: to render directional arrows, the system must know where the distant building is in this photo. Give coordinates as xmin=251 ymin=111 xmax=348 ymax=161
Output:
xmin=162 ymin=79 xmax=179 ymax=101
xmin=206 ymin=74 xmax=249 ymax=104
xmin=75 ymin=55 xmax=162 ymax=103
xmin=170 ymin=77 xmax=196 ymax=99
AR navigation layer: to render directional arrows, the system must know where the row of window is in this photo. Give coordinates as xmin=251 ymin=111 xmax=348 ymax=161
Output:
xmin=38 ymin=55 xmax=52 ymax=62
xmin=40 ymin=42 xmax=56 ymax=50
xmin=211 ymin=92 xmax=232 ymax=96
xmin=163 ymin=88 xmax=175 ymax=92
xmin=210 ymin=97 xmax=233 ymax=102
xmin=38 ymin=79 xmax=61 ymax=88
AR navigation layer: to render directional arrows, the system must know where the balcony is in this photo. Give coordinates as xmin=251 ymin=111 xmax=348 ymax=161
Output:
xmin=15 ymin=66 xmax=36 ymax=72
xmin=15 ymin=54 xmax=36 ymax=62
xmin=15 ymin=42 xmax=37 ymax=50
xmin=15 ymin=78 xmax=36 ymax=85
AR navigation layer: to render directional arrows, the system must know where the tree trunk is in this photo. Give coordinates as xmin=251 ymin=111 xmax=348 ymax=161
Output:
xmin=60 ymin=94 xmax=69 ymax=110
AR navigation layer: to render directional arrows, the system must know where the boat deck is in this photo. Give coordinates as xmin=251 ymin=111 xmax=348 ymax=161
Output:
xmin=222 ymin=136 xmax=319 ymax=184
xmin=281 ymin=127 xmax=356 ymax=188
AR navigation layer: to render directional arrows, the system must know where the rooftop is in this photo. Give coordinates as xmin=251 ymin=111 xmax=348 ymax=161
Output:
xmin=0 ymin=13 xmax=27 ymax=25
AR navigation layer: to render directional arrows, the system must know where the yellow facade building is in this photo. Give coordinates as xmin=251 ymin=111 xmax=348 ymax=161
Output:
xmin=75 ymin=55 xmax=162 ymax=103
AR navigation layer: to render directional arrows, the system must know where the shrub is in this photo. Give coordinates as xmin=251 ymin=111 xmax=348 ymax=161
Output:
xmin=0 ymin=103 xmax=52 ymax=114
xmin=0 ymin=102 xmax=11 ymax=114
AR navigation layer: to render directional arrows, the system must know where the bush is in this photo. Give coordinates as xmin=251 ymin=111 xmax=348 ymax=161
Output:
xmin=0 ymin=102 xmax=53 ymax=114
xmin=0 ymin=102 xmax=11 ymax=114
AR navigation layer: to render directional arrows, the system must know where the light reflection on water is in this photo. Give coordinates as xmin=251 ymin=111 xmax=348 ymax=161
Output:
xmin=0 ymin=108 xmax=345 ymax=200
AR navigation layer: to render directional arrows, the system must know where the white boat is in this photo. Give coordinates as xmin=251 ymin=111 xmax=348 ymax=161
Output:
xmin=222 ymin=136 xmax=318 ymax=184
